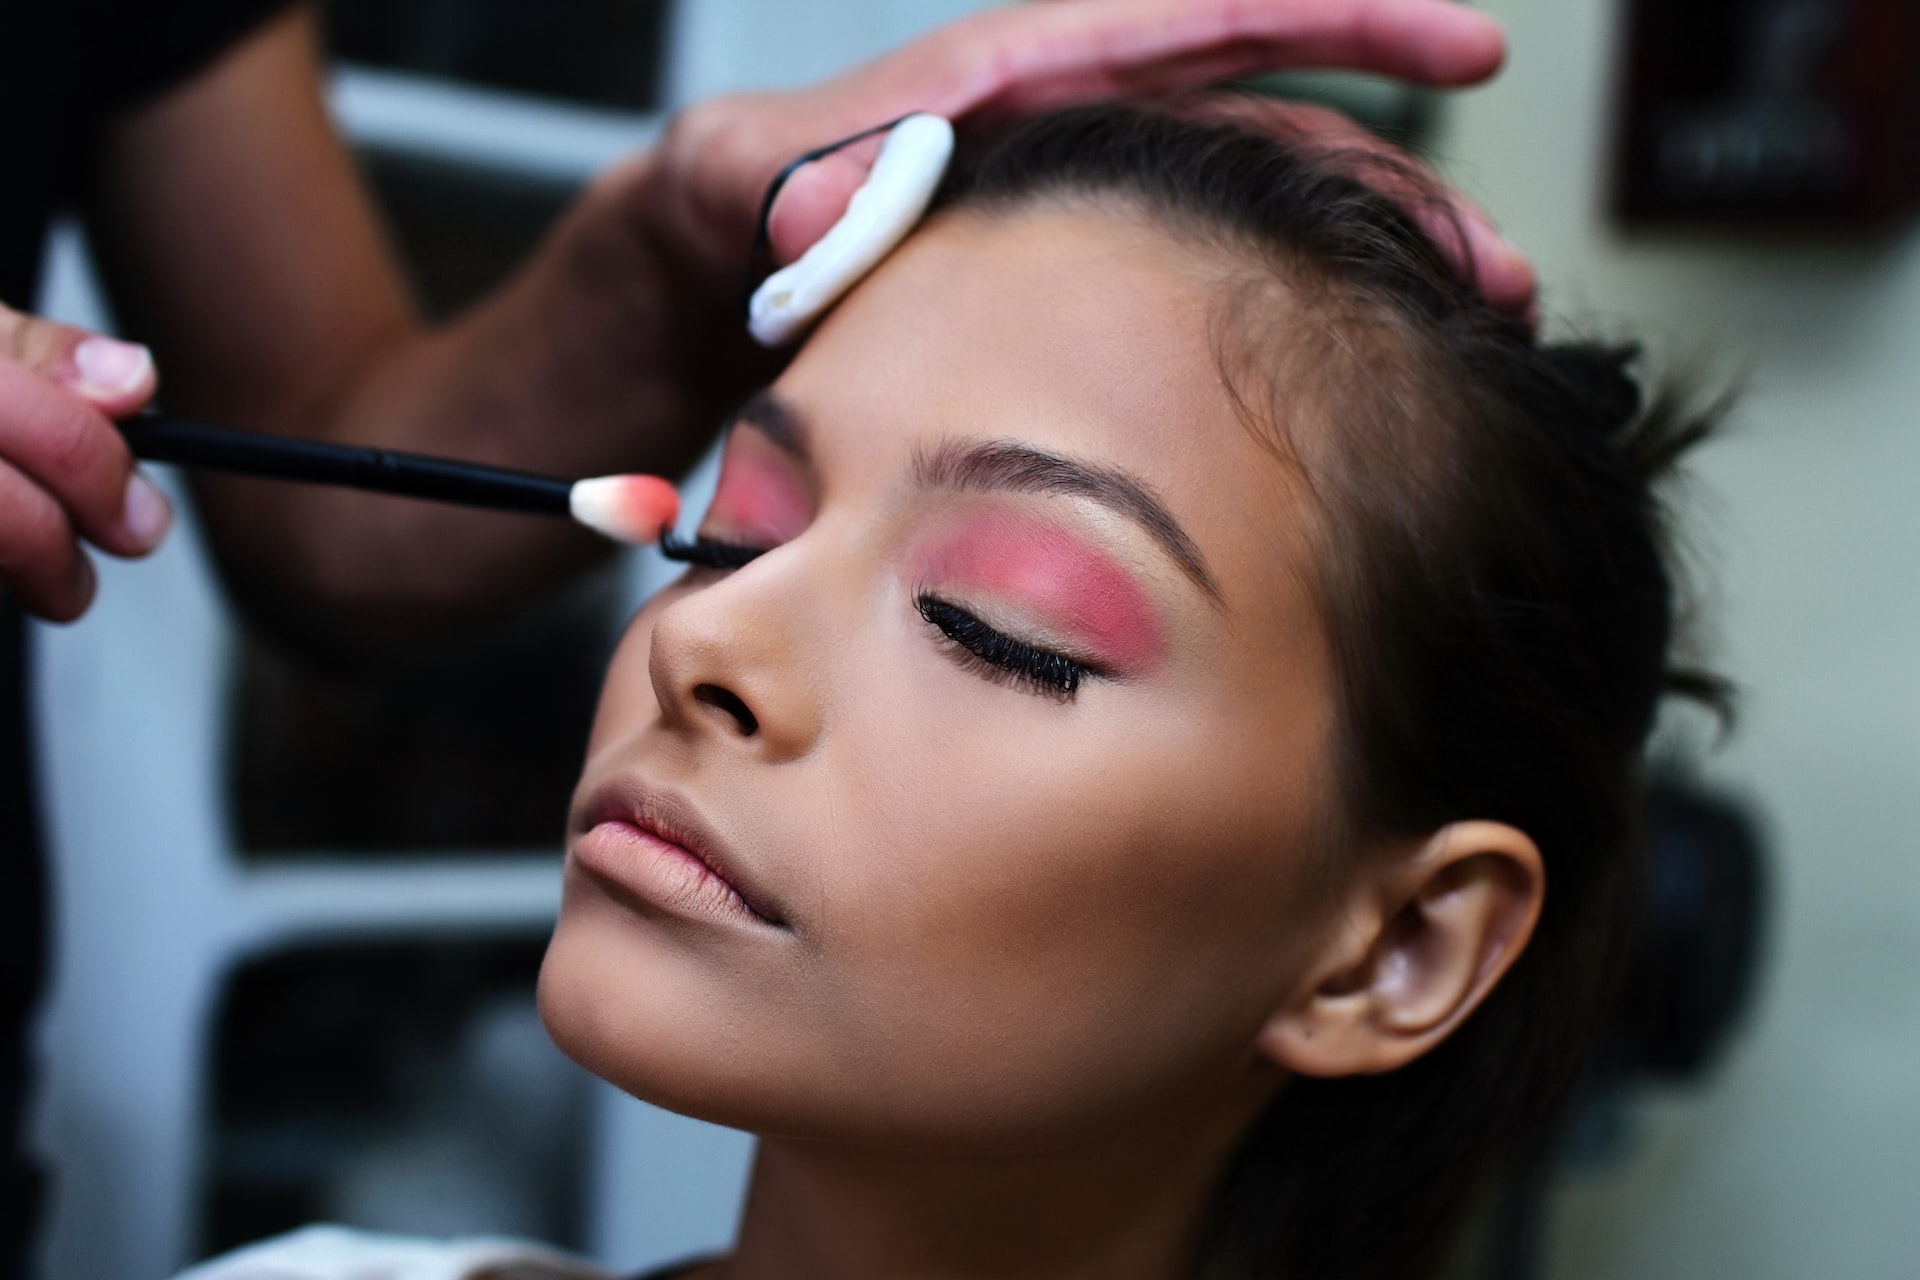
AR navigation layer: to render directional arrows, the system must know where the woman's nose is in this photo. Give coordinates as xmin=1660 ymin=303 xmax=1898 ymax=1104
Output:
xmin=645 ymin=569 xmax=823 ymax=760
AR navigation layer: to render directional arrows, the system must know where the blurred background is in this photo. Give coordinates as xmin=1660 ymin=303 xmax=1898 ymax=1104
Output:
xmin=22 ymin=0 xmax=1919 ymax=1277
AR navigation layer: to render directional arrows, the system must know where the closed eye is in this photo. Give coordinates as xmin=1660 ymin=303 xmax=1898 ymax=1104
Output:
xmin=660 ymin=536 xmax=1098 ymax=700
xmin=915 ymin=592 xmax=1094 ymax=701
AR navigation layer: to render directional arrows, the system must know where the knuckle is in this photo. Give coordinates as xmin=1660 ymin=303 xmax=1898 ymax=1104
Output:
xmin=707 ymin=110 xmax=771 ymax=180
xmin=660 ymin=102 xmax=766 ymax=228
xmin=40 ymin=404 xmax=110 ymax=490
xmin=0 ymin=483 xmax=71 ymax=573
xmin=665 ymin=96 xmax=751 ymax=171
xmin=0 ymin=309 xmax=28 ymax=363
xmin=21 ymin=404 xmax=129 ymax=533
xmin=8 ymin=312 xmax=98 ymax=384
xmin=5 ymin=310 xmax=58 ymax=367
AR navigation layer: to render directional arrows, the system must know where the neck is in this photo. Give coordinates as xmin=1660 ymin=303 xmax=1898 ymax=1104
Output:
xmin=712 ymin=1091 xmax=1270 ymax=1280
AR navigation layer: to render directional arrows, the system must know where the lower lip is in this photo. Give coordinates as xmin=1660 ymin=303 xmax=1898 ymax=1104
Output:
xmin=572 ymin=820 xmax=764 ymax=927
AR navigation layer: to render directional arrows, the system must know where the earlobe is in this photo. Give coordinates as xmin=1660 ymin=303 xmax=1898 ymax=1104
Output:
xmin=1256 ymin=821 xmax=1544 ymax=1078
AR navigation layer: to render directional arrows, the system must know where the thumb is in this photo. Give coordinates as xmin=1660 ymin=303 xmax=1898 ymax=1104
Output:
xmin=0 ymin=301 xmax=157 ymax=417
xmin=766 ymin=149 xmax=874 ymax=268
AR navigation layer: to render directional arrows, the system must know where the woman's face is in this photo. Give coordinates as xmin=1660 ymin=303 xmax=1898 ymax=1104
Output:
xmin=540 ymin=204 xmax=1343 ymax=1147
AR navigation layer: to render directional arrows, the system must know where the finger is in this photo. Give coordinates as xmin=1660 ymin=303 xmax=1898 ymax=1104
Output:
xmin=1212 ymin=98 xmax=1537 ymax=318
xmin=766 ymin=148 xmax=878 ymax=268
xmin=0 ymin=300 xmax=157 ymax=417
xmin=1348 ymin=144 xmax=1538 ymax=320
xmin=855 ymin=0 xmax=1507 ymax=128
xmin=0 ymin=358 xmax=173 ymax=558
xmin=663 ymin=0 xmax=1511 ymax=317
xmin=1454 ymin=214 xmax=1536 ymax=317
xmin=758 ymin=101 xmax=1537 ymax=313
xmin=0 ymin=460 xmax=97 ymax=622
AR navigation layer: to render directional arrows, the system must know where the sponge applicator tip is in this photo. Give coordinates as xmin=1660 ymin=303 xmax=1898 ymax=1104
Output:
xmin=569 ymin=474 xmax=681 ymax=545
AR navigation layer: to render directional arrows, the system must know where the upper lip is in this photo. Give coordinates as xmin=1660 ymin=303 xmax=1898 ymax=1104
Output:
xmin=575 ymin=779 xmax=786 ymax=927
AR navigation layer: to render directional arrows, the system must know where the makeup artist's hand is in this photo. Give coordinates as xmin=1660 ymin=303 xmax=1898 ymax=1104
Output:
xmin=638 ymin=0 xmax=1536 ymax=317
xmin=1179 ymin=94 xmax=1538 ymax=319
xmin=0 ymin=302 xmax=173 ymax=621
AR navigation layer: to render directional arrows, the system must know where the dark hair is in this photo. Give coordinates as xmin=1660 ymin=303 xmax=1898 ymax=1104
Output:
xmin=945 ymin=101 xmax=1727 ymax=1278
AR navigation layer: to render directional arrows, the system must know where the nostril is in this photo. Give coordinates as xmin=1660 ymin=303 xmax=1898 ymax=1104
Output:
xmin=693 ymin=683 xmax=759 ymax=736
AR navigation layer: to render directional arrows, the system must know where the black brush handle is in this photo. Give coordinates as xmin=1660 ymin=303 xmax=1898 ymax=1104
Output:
xmin=118 ymin=413 xmax=572 ymax=515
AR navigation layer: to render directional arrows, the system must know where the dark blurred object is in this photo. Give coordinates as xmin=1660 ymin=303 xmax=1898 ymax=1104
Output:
xmin=325 ymin=0 xmax=669 ymax=111
xmin=226 ymin=154 xmax=612 ymax=856
xmin=1611 ymin=779 xmax=1768 ymax=1078
xmin=233 ymin=9 xmax=655 ymax=858
xmin=200 ymin=937 xmax=587 ymax=1256
xmin=1480 ymin=775 xmax=1767 ymax=1280
xmin=1612 ymin=0 xmax=1920 ymax=227
xmin=200 ymin=8 xmax=659 ymax=1262
xmin=1547 ymin=776 xmax=1769 ymax=1165
xmin=360 ymin=148 xmax=579 ymax=319
xmin=234 ymin=563 xmax=622 ymax=856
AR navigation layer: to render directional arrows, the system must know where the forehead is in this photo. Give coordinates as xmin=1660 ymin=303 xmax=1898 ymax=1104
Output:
xmin=777 ymin=204 xmax=1322 ymax=617
xmin=786 ymin=205 xmax=1228 ymax=470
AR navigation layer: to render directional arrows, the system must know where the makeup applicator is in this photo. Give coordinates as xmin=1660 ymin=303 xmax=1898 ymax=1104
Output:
xmin=117 ymin=413 xmax=679 ymax=545
xmin=111 ymin=116 xmax=954 ymax=546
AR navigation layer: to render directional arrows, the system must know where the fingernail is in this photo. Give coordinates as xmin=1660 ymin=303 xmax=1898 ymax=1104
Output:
xmin=122 ymin=469 xmax=173 ymax=551
xmin=73 ymin=336 xmax=152 ymax=395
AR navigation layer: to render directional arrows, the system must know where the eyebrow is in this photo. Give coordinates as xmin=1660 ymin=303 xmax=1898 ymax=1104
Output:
xmin=732 ymin=388 xmax=1223 ymax=605
xmin=911 ymin=437 xmax=1224 ymax=606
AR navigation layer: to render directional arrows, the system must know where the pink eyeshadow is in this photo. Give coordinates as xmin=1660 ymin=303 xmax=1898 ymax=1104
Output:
xmin=919 ymin=515 xmax=1165 ymax=670
xmin=706 ymin=438 xmax=812 ymax=543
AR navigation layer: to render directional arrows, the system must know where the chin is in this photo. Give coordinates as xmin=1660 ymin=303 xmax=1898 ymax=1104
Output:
xmin=536 ymin=872 xmax=1214 ymax=1152
xmin=538 ymin=916 xmax=973 ymax=1147
xmin=536 ymin=890 xmax=802 ymax=1135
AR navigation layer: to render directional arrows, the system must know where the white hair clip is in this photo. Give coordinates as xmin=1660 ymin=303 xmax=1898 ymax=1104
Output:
xmin=747 ymin=113 xmax=956 ymax=348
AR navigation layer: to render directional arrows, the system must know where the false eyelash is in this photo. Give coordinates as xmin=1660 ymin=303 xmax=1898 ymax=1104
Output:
xmin=659 ymin=532 xmax=769 ymax=569
xmin=915 ymin=592 xmax=1090 ymax=700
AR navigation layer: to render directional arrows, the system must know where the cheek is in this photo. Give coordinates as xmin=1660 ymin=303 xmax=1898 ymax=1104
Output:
xmin=799 ymin=693 xmax=1318 ymax=1135
xmin=886 ymin=732 xmax=1306 ymax=982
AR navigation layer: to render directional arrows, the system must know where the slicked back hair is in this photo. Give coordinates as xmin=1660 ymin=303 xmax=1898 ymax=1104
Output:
xmin=944 ymin=101 xmax=1726 ymax=1279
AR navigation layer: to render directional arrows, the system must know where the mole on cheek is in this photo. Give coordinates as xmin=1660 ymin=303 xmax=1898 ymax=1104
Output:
xmin=708 ymin=443 xmax=812 ymax=542
xmin=923 ymin=518 xmax=1165 ymax=670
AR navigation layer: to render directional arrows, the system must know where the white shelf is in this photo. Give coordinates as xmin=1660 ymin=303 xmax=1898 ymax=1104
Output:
xmin=328 ymin=63 xmax=662 ymax=183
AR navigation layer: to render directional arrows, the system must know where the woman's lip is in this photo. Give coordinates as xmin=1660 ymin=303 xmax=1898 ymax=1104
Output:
xmin=571 ymin=785 xmax=786 ymax=929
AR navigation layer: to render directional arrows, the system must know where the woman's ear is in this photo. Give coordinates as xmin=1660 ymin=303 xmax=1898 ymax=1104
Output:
xmin=1255 ymin=821 xmax=1544 ymax=1077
